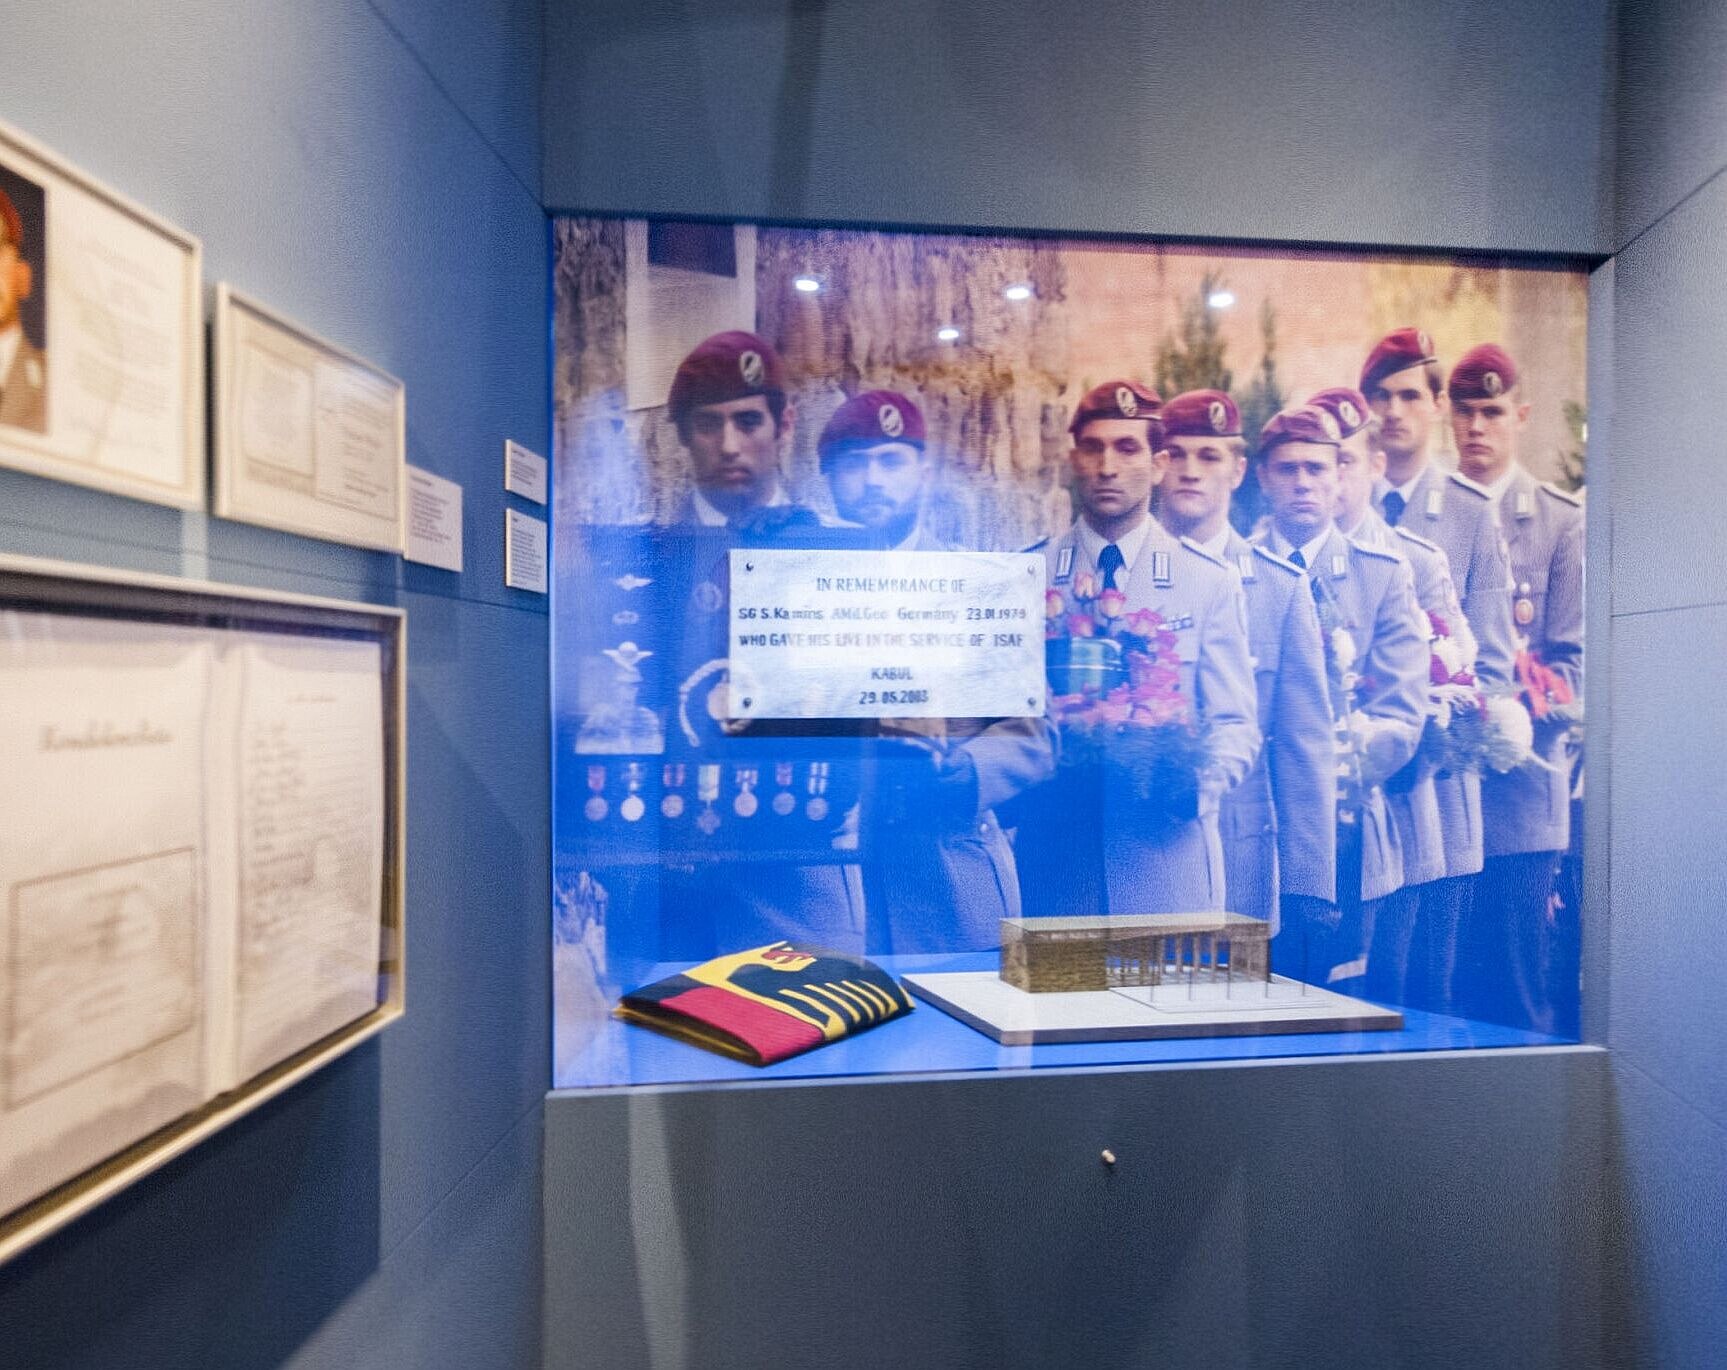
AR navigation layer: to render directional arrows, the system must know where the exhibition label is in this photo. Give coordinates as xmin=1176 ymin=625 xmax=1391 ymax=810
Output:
xmin=727 ymin=549 xmax=1045 ymax=719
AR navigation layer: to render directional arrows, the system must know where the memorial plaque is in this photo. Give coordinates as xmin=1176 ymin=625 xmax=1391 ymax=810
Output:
xmin=727 ymin=549 xmax=1044 ymax=720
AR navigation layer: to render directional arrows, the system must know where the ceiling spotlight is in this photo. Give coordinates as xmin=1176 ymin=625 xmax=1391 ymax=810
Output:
xmin=1208 ymin=290 xmax=1236 ymax=309
xmin=1004 ymin=283 xmax=1034 ymax=302
xmin=793 ymin=276 xmax=822 ymax=293
xmin=936 ymin=326 xmax=961 ymax=343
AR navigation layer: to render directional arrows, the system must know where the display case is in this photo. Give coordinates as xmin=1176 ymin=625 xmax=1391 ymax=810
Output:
xmin=551 ymin=216 xmax=1588 ymax=1088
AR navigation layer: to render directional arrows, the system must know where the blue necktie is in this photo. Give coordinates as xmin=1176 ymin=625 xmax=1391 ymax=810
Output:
xmin=1383 ymin=490 xmax=1406 ymax=527
xmin=1288 ymin=548 xmax=1306 ymax=569
xmin=1098 ymin=543 xmax=1125 ymax=590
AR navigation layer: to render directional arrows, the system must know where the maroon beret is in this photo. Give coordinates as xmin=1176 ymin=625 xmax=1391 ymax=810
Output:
xmin=666 ymin=330 xmax=787 ymax=425
xmin=1068 ymin=379 xmax=1162 ymax=437
xmin=1448 ymin=344 xmax=1519 ymax=401
xmin=1259 ymin=404 xmax=1342 ymax=453
xmin=1359 ymin=326 xmax=1438 ymax=394
xmin=1307 ymin=387 xmax=1371 ymax=438
xmin=818 ymin=389 xmax=926 ymax=467
xmin=0 ymin=189 xmax=19 ymax=250
xmin=1162 ymin=389 xmax=1240 ymax=439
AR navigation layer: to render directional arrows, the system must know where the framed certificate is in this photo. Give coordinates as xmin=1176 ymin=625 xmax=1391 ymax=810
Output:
xmin=0 ymin=118 xmax=204 ymax=508
xmin=0 ymin=553 xmax=406 ymax=1264
xmin=213 ymin=284 xmax=406 ymax=552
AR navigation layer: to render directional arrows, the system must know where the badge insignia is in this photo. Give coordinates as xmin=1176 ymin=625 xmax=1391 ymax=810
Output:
xmin=1514 ymin=491 xmax=1532 ymax=519
xmin=1484 ymin=370 xmax=1503 ymax=397
xmin=661 ymin=793 xmax=685 ymax=819
xmin=1152 ymin=550 xmax=1172 ymax=587
xmin=1331 ymin=554 xmax=1348 ymax=579
xmin=693 ymin=580 xmax=724 ymax=613
xmin=620 ymin=795 xmax=646 ymax=822
xmin=1319 ymin=411 xmax=1341 ymax=442
xmin=805 ymin=796 xmax=830 ymax=822
xmin=1237 ymin=553 xmax=1256 ymax=583
xmin=1055 ymin=545 xmax=1074 ymax=584
xmin=696 ymin=807 xmax=722 ymax=835
xmin=1163 ymin=612 xmax=1195 ymax=631
xmin=584 ymin=796 xmax=609 ymax=822
xmin=739 ymin=350 xmax=765 ymax=385
xmin=1208 ymin=399 xmax=1228 ymax=433
xmin=614 ymin=574 xmax=652 ymax=591
xmin=878 ymin=402 xmax=904 ymax=438
xmin=1425 ymin=489 xmax=1442 ymax=519
xmin=1339 ymin=399 xmax=1359 ymax=429
xmin=1515 ymin=597 xmax=1535 ymax=626
xmin=611 ymin=609 xmax=640 ymax=626
xmin=734 ymin=791 xmax=758 ymax=818
xmin=1417 ymin=330 xmax=1434 ymax=355
xmin=1115 ymin=385 xmax=1138 ymax=417
xmin=772 ymin=791 xmax=796 ymax=816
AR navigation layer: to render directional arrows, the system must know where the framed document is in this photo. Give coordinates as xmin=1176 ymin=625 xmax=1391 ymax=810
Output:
xmin=213 ymin=284 xmax=406 ymax=551
xmin=0 ymin=553 xmax=405 ymax=1264
xmin=0 ymin=118 xmax=204 ymax=507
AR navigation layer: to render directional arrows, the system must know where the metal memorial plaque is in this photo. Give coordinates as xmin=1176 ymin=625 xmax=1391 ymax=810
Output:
xmin=728 ymin=550 xmax=1045 ymax=719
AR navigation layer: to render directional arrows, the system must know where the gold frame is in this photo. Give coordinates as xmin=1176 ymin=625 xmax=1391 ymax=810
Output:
xmin=0 ymin=552 xmax=406 ymax=1264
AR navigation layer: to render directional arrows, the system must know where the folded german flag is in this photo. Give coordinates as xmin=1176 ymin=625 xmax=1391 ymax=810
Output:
xmin=615 ymin=942 xmax=914 ymax=1065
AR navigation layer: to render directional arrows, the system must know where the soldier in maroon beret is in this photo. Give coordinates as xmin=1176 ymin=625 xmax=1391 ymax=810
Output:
xmin=0 ymin=184 xmax=46 ymax=434
xmin=666 ymin=329 xmax=795 ymax=527
xmin=817 ymin=389 xmax=928 ymax=549
xmin=1446 ymin=342 xmax=1585 ymax=1038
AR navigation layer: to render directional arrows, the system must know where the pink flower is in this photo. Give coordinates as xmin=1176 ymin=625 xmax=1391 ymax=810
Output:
xmin=1428 ymin=610 xmax=1452 ymax=639
xmin=1095 ymin=588 xmax=1128 ymax=620
xmin=1064 ymin=612 xmax=1097 ymax=638
xmin=1072 ymin=572 xmax=1099 ymax=601
xmin=1044 ymin=589 xmax=1066 ymax=618
xmin=1429 ymin=655 xmax=1451 ymax=686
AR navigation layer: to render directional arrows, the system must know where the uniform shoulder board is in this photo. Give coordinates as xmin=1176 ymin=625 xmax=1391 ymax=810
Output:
xmin=1250 ymin=543 xmax=1303 ymax=575
xmin=1540 ymin=481 xmax=1584 ymax=507
xmin=1020 ymin=536 xmax=1051 ymax=554
xmin=1350 ymin=538 xmax=1404 ymax=564
xmin=1391 ymin=525 xmax=1442 ymax=555
xmin=1178 ymin=534 xmax=1229 ymax=568
xmin=1446 ymin=471 xmax=1492 ymax=499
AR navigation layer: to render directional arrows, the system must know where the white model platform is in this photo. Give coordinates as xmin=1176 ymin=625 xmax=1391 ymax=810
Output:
xmin=902 ymin=971 xmax=1404 ymax=1045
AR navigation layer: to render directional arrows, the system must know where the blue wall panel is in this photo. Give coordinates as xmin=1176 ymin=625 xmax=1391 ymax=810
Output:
xmin=0 ymin=2 xmax=549 ymax=1367
xmin=542 ymin=0 xmax=1613 ymax=255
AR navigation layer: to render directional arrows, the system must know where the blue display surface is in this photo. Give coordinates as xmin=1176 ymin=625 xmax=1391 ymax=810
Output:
xmin=555 ymin=952 xmax=1562 ymax=1090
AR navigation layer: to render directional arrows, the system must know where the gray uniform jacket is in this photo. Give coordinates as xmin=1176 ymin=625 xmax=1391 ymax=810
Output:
xmin=1021 ymin=518 xmax=1260 ymax=914
xmin=864 ymin=529 xmax=1056 ymax=953
xmin=1375 ymin=463 xmax=1516 ymax=693
xmin=1217 ymin=530 xmax=1336 ymax=928
xmin=1353 ymin=513 xmax=1481 ymax=886
xmin=1484 ymin=468 xmax=1584 ymax=856
xmin=0 ymin=335 xmax=46 ymax=433
xmin=1256 ymin=525 xmax=1429 ymax=902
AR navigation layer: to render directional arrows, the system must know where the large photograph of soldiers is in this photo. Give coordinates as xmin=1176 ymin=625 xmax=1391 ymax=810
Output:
xmin=552 ymin=217 xmax=1586 ymax=1078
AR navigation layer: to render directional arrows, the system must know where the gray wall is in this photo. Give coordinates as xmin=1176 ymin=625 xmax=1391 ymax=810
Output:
xmin=543 ymin=0 xmax=1615 ymax=255
xmin=1603 ymin=1 xmax=1727 ymax=1363
xmin=0 ymin=3 xmax=550 ymax=1368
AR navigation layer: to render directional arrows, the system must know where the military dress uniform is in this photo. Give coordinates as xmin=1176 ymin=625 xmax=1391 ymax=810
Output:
xmin=1016 ymin=517 xmax=1260 ymax=915
xmin=1215 ymin=530 xmax=1336 ymax=931
xmin=814 ymin=391 xmax=1056 ymax=954
xmin=1348 ymin=511 xmax=1471 ymax=1004
xmin=1250 ymin=490 xmax=1428 ymax=990
xmin=657 ymin=331 xmax=866 ymax=954
xmin=1469 ymin=465 xmax=1584 ymax=1034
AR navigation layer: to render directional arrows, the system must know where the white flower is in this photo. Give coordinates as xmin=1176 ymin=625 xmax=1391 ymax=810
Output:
xmin=1330 ymin=627 xmax=1357 ymax=672
xmin=1433 ymin=636 xmax=1468 ymax=680
xmin=1484 ymin=694 xmax=1536 ymax=768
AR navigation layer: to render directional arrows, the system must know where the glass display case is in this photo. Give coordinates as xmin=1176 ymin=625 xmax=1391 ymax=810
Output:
xmin=551 ymin=216 xmax=1587 ymax=1088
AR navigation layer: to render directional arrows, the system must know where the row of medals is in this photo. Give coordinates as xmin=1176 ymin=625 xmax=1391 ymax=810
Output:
xmin=584 ymin=761 xmax=832 ymax=835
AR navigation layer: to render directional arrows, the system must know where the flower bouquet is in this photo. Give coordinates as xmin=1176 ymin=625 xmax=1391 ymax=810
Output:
xmin=1418 ymin=611 xmax=1544 ymax=775
xmin=1044 ymin=575 xmax=1210 ymax=821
